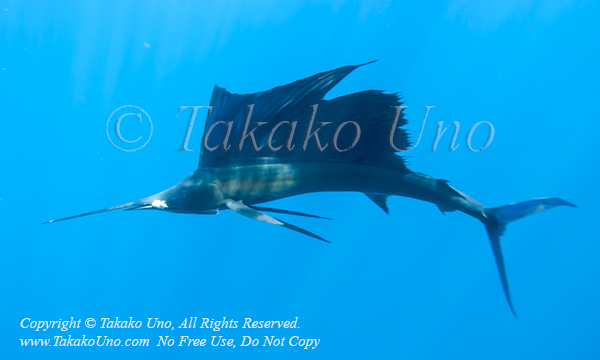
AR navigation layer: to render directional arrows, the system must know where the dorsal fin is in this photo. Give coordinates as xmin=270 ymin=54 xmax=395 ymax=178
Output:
xmin=198 ymin=62 xmax=411 ymax=170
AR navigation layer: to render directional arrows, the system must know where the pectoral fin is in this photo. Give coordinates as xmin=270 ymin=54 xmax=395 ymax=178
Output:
xmin=225 ymin=200 xmax=329 ymax=243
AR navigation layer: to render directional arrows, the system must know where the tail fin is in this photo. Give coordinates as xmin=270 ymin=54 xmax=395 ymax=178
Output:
xmin=483 ymin=197 xmax=577 ymax=317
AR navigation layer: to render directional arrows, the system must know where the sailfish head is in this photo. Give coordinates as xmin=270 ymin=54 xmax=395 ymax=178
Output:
xmin=42 ymin=171 xmax=224 ymax=224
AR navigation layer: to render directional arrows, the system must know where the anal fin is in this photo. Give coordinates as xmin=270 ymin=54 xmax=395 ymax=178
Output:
xmin=436 ymin=204 xmax=456 ymax=214
xmin=364 ymin=193 xmax=389 ymax=215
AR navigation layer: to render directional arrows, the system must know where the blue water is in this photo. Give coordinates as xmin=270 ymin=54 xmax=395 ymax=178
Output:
xmin=1 ymin=1 xmax=599 ymax=358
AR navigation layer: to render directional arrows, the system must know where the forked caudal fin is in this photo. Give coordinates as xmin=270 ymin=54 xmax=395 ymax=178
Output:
xmin=483 ymin=197 xmax=577 ymax=317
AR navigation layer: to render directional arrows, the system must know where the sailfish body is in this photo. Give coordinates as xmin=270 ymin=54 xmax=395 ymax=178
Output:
xmin=44 ymin=62 xmax=575 ymax=316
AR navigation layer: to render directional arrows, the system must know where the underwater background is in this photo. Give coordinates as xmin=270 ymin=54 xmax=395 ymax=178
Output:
xmin=1 ymin=0 xmax=599 ymax=359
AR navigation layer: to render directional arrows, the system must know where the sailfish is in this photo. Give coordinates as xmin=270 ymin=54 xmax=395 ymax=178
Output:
xmin=43 ymin=62 xmax=575 ymax=316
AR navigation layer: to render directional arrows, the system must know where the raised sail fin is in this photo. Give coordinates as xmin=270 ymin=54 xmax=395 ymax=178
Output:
xmin=199 ymin=61 xmax=411 ymax=170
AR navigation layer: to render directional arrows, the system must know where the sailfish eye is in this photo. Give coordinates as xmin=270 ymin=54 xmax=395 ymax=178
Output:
xmin=151 ymin=200 xmax=168 ymax=209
